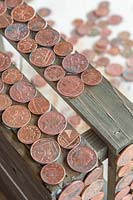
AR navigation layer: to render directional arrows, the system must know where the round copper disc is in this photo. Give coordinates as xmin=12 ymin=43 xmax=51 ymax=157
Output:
xmin=30 ymin=138 xmax=61 ymax=164
xmin=65 ymin=135 xmax=81 ymax=149
xmin=118 ymin=161 xmax=133 ymax=178
xmin=17 ymin=125 xmax=41 ymax=144
xmin=38 ymin=111 xmax=67 ymax=135
xmin=117 ymin=144 xmax=133 ymax=167
xmin=5 ymin=0 xmax=23 ymax=9
xmin=27 ymin=15 xmax=47 ymax=32
xmin=122 ymin=194 xmax=132 ymax=200
xmin=35 ymin=28 xmax=60 ymax=47
xmin=2 ymin=105 xmax=31 ymax=128
xmin=58 ymin=180 xmax=84 ymax=200
xmin=91 ymin=192 xmax=105 ymax=200
xmin=17 ymin=37 xmax=37 ymax=54
xmin=44 ymin=65 xmax=65 ymax=82
xmin=0 ymin=14 xmax=13 ymax=28
xmin=0 ymin=79 xmax=4 ymax=93
xmin=40 ymin=163 xmax=65 ymax=185
xmin=0 ymin=52 xmax=6 ymax=67
xmin=57 ymin=76 xmax=84 ymax=97
xmin=53 ymin=41 xmax=73 ymax=57
xmin=106 ymin=63 xmax=124 ymax=76
xmin=108 ymin=15 xmax=123 ymax=25
xmin=11 ymin=4 xmax=35 ymax=22
xmin=37 ymin=7 xmax=51 ymax=17
xmin=96 ymin=57 xmax=110 ymax=67
xmin=29 ymin=47 xmax=56 ymax=67
xmin=0 ymin=1 xmax=7 ymax=16
xmin=2 ymin=67 xmax=23 ymax=84
xmin=115 ymin=186 xmax=130 ymax=200
xmin=5 ymin=23 xmax=30 ymax=41
xmin=0 ymin=53 xmax=11 ymax=72
xmin=62 ymin=52 xmax=88 ymax=74
xmin=9 ymin=80 xmax=36 ymax=103
xmin=67 ymin=146 xmax=98 ymax=173
xmin=28 ymin=96 xmax=51 ymax=115
xmin=0 ymin=94 xmax=12 ymax=111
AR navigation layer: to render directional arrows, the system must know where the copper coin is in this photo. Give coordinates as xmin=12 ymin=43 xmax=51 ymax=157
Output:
xmin=0 ymin=94 xmax=12 ymax=111
xmin=123 ymin=69 xmax=133 ymax=81
xmin=38 ymin=111 xmax=67 ymax=135
xmin=17 ymin=37 xmax=37 ymax=54
xmin=96 ymin=38 xmax=109 ymax=48
xmin=101 ymin=28 xmax=112 ymax=37
xmin=0 ymin=53 xmax=11 ymax=72
xmin=0 ymin=14 xmax=13 ymax=28
xmin=53 ymin=41 xmax=73 ymax=57
xmin=62 ymin=52 xmax=88 ymax=74
xmin=96 ymin=57 xmax=110 ymax=67
xmin=57 ymin=129 xmax=79 ymax=149
xmin=11 ymin=4 xmax=35 ymax=22
xmin=0 ymin=79 xmax=4 ymax=93
xmin=2 ymin=105 xmax=31 ymax=128
xmin=72 ymin=18 xmax=84 ymax=27
xmin=81 ymin=68 xmax=102 ymax=86
xmin=108 ymin=47 xmax=120 ymax=56
xmin=67 ymin=146 xmax=98 ymax=173
xmin=94 ymin=7 xmax=109 ymax=17
xmin=117 ymin=145 xmax=133 ymax=167
xmin=66 ymin=135 xmax=81 ymax=149
xmin=106 ymin=63 xmax=124 ymax=76
xmin=84 ymin=166 xmax=103 ymax=186
xmin=30 ymin=48 xmax=55 ymax=67
xmin=44 ymin=65 xmax=65 ymax=82
xmin=82 ymin=179 xmax=104 ymax=200
xmin=10 ymin=80 xmax=36 ymax=103
xmin=0 ymin=1 xmax=7 ymax=16
xmin=118 ymin=161 xmax=133 ymax=178
xmin=115 ymin=172 xmax=133 ymax=193
xmin=38 ymin=7 xmax=51 ymax=17
xmin=115 ymin=186 xmax=130 ymax=200
xmin=70 ymin=197 xmax=81 ymax=200
xmin=17 ymin=125 xmax=41 ymax=144
xmin=28 ymin=96 xmax=51 ymax=115
xmin=81 ymin=49 xmax=97 ymax=62
xmin=108 ymin=15 xmax=123 ymax=25
xmin=31 ymin=74 xmax=46 ymax=88
xmin=40 ymin=163 xmax=65 ymax=185
xmin=131 ymin=182 xmax=133 ymax=190
xmin=57 ymin=76 xmax=84 ymax=97
xmin=58 ymin=180 xmax=84 ymax=200
xmin=68 ymin=114 xmax=81 ymax=127
xmin=2 ymin=67 xmax=23 ymax=84
xmin=76 ymin=23 xmax=91 ymax=36
xmin=0 ymin=52 xmax=6 ymax=67
xmin=91 ymin=192 xmax=105 ymax=200
xmin=122 ymin=194 xmax=132 ymax=200
xmin=5 ymin=23 xmax=30 ymax=41
xmin=35 ymin=28 xmax=60 ymax=47
xmin=27 ymin=15 xmax=47 ymax=32
xmin=5 ymin=0 xmax=23 ymax=8
xmin=30 ymin=138 xmax=61 ymax=164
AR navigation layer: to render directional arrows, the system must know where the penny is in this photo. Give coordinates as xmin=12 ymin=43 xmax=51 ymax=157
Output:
xmin=17 ymin=37 xmax=37 ymax=54
xmin=118 ymin=31 xmax=130 ymax=40
xmin=94 ymin=7 xmax=109 ymax=17
xmin=122 ymin=194 xmax=132 ymax=200
xmin=68 ymin=114 xmax=81 ymax=127
xmin=0 ymin=52 xmax=6 ymax=67
xmin=82 ymin=179 xmax=104 ymax=200
xmin=10 ymin=80 xmax=36 ymax=103
xmin=131 ymin=182 xmax=133 ymax=190
xmin=57 ymin=76 xmax=84 ymax=98
xmin=96 ymin=38 xmax=109 ymax=49
xmin=0 ymin=53 xmax=11 ymax=72
xmin=101 ymin=28 xmax=112 ymax=37
xmin=5 ymin=0 xmax=23 ymax=8
xmin=106 ymin=63 xmax=124 ymax=76
xmin=2 ymin=105 xmax=31 ymax=128
xmin=108 ymin=47 xmax=120 ymax=56
xmin=66 ymin=135 xmax=81 ymax=149
xmin=118 ymin=161 xmax=133 ymax=178
xmin=38 ymin=111 xmax=67 ymax=135
xmin=96 ymin=57 xmax=110 ymax=67
xmin=35 ymin=28 xmax=60 ymax=47
xmin=38 ymin=7 xmax=51 ymax=17
xmin=2 ymin=67 xmax=23 ymax=84
xmin=44 ymin=65 xmax=65 ymax=82
xmin=0 ymin=94 xmax=12 ymax=111
xmin=0 ymin=1 xmax=7 ymax=16
xmin=17 ymin=125 xmax=41 ymax=144
xmin=11 ymin=4 xmax=35 ymax=22
xmin=81 ymin=49 xmax=97 ymax=62
xmin=0 ymin=14 xmax=13 ymax=29
xmin=72 ymin=18 xmax=84 ymax=27
xmin=71 ymin=197 xmax=81 ymax=200
xmin=40 ymin=163 xmax=65 ymax=185
xmin=99 ymin=1 xmax=110 ymax=8
xmin=67 ymin=146 xmax=98 ymax=173
xmin=117 ymin=145 xmax=133 ymax=167
xmin=123 ymin=69 xmax=133 ymax=82
xmin=58 ymin=180 xmax=84 ymax=200
xmin=5 ymin=23 xmax=30 ymax=41
xmin=108 ymin=15 xmax=123 ymax=25
xmin=27 ymin=15 xmax=47 ymax=32
xmin=28 ymin=96 xmax=51 ymax=115
xmin=31 ymin=74 xmax=46 ymax=88
xmin=54 ymin=41 xmax=73 ymax=57
xmin=76 ymin=23 xmax=92 ymax=36
xmin=30 ymin=47 xmax=55 ymax=67
xmin=30 ymin=138 xmax=61 ymax=164
xmin=115 ymin=186 xmax=130 ymax=200
xmin=91 ymin=192 xmax=105 ymax=200
xmin=0 ymin=79 xmax=4 ymax=93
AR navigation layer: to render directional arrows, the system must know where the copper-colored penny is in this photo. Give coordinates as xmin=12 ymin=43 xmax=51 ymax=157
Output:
xmin=66 ymin=135 xmax=81 ymax=149
xmin=0 ymin=94 xmax=12 ymax=111
xmin=68 ymin=114 xmax=81 ymax=127
xmin=91 ymin=192 xmax=105 ymax=200
xmin=117 ymin=145 xmax=133 ymax=167
xmin=27 ymin=15 xmax=47 ymax=32
xmin=28 ymin=96 xmax=51 ymax=115
xmin=62 ymin=52 xmax=88 ymax=74
xmin=71 ymin=197 xmax=81 ymax=200
xmin=38 ymin=7 xmax=51 ymax=17
xmin=31 ymin=74 xmax=46 ymax=88
xmin=53 ymin=41 xmax=73 ymax=57
xmin=123 ymin=69 xmax=133 ymax=82
xmin=106 ymin=63 xmax=124 ymax=76
xmin=0 ymin=14 xmax=13 ymax=28
xmin=84 ymin=166 xmax=103 ymax=186
xmin=0 ymin=53 xmax=11 ymax=72
xmin=11 ymin=4 xmax=35 ymax=22
xmin=82 ymin=179 xmax=104 ymax=200
xmin=67 ymin=146 xmax=98 ymax=173
xmin=44 ymin=65 xmax=65 ymax=82
xmin=101 ymin=28 xmax=112 ymax=37
xmin=17 ymin=37 xmax=37 ymax=54
xmin=38 ymin=111 xmax=67 ymax=135
xmin=94 ymin=7 xmax=109 ymax=17
xmin=2 ymin=105 xmax=31 ymax=128
xmin=57 ymin=76 xmax=84 ymax=97
xmin=0 ymin=79 xmax=4 ymax=93
xmin=96 ymin=38 xmax=109 ymax=48
xmin=0 ymin=52 xmax=5 ymax=67
xmin=122 ymin=194 xmax=132 ymax=200
xmin=5 ymin=23 xmax=30 ymax=41
xmin=108 ymin=15 xmax=123 ymax=25
xmin=2 ymin=67 xmax=23 ymax=85
xmin=58 ymin=180 xmax=84 ymax=200
xmin=118 ymin=161 xmax=133 ymax=178
xmin=30 ymin=138 xmax=61 ymax=164
xmin=57 ymin=129 xmax=79 ymax=149
xmin=118 ymin=31 xmax=130 ymax=40
xmin=96 ymin=57 xmax=110 ymax=67
xmin=35 ymin=28 xmax=60 ymax=47
xmin=81 ymin=68 xmax=102 ymax=86
xmin=0 ymin=1 xmax=7 ymax=16
xmin=10 ymin=80 xmax=36 ymax=103
xmin=115 ymin=186 xmax=130 ymax=200
xmin=30 ymin=47 xmax=55 ymax=67
xmin=5 ymin=0 xmax=23 ymax=8
xmin=108 ymin=47 xmax=120 ymax=56
xmin=76 ymin=23 xmax=91 ymax=36
xmin=17 ymin=125 xmax=41 ymax=144
xmin=40 ymin=163 xmax=65 ymax=185
xmin=72 ymin=18 xmax=84 ymax=27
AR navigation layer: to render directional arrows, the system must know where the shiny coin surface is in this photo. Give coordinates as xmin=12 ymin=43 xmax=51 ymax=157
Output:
xmin=44 ymin=65 xmax=65 ymax=82
xmin=0 ymin=1 xmax=7 ymax=16
xmin=118 ymin=161 xmax=133 ymax=178
xmin=65 ymin=135 xmax=81 ymax=149
xmin=30 ymin=138 xmax=61 ymax=164
xmin=67 ymin=146 xmax=98 ymax=173
xmin=2 ymin=105 xmax=31 ymax=128
xmin=0 ymin=52 xmax=5 ymax=67
xmin=108 ymin=15 xmax=123 ymax=25
xmin=40 ymin=163 xmax=65 ymax=185
xmin=27 ymin=15 xmax=47 ymax=32
xmin=117 ymin=145 xmax=133 ymax=167
xmin=17 ymin=37 xmax=37 ymax=54
xmin=106 ymin=63 xmax=124 ymax=76
xmin=0 ymin=94 xmax=12 ymax=111
xmin=2 ymin=67 xmax=23 ymax=84
xmin=5 ymin=0 xmax=23 ymax=8
xmin=53 ymin=41 xmax=73 ymax=57
xmin=115 ymin=186 xmax=130 ymax=200
xmin=0 ymin=14 xmax=13 ymax=28
xmin=38 ymin=111 xmax=67 ymax=135
xmin=0 ymin=53 xmax=11 ymax=72
xmin=0 ymin=79 xmax=4 ymax=93
xmin=96 ymin=57 xmax=110 ymax=67
xmin=91 ymin=192 xmax=105 ymax=200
